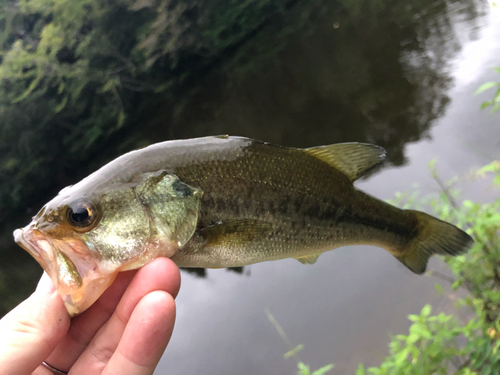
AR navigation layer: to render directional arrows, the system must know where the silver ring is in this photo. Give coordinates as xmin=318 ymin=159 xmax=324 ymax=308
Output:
xmin=41 ymin=361 xmax=68 ymax=375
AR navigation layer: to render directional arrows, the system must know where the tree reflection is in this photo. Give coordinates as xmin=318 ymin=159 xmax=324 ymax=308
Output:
xmin=169 ymin=0 xmax=484 ymax=167
xmin=0 ymin=0 xmax=486 ymax=316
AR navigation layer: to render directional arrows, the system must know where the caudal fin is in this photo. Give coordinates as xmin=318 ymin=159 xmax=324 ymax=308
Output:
xmin=394 ymin=210 xmax=473 ymax=274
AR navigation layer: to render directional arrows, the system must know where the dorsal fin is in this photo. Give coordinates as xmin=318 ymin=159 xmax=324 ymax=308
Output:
xmin=304 ymin=143 xmax=386 ymax=182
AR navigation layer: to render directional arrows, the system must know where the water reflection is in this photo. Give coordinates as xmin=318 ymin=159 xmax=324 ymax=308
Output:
xmin=0 ymin=5 xmax=489 ymax=373
xmin=183 ymin=266 xmax=245 ymax=278
xmin=162 ymin=0 xmax=485 ymax=167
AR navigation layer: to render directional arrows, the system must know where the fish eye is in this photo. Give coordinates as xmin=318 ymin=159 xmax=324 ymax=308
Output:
xmin=67 ymin=199 xmax=99 ymax=231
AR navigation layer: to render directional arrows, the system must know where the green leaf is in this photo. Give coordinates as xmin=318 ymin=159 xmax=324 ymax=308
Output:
xmin=408 ymin=314 xmax=419 ymax=322
xmin=284 ymin=344 xmax=303 ymax=359
xmin=475 ymin=81 xmax=498 ymax=95
xmin=421 ymin=304 xmax=432 ymax=317
xmin=297 ymin=362 xmax=310 ymax=375
xmin=481 ymin=100 xmax=493 ymax=109
xmin=493 ymin=174 xmax=500 ymax=186
xmin=312 ymin=364 xmax=334 ymax=375
xmin=54 ymin=96 xmax=68 ymax=113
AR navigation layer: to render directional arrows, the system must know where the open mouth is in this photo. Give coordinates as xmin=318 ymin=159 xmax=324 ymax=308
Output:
xmin=13 ymin=226 xmax=115 ymax=317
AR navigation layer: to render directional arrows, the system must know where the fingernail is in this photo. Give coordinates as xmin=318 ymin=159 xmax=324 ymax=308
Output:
xmin=36 ymin=272 xmax=56 ymax=294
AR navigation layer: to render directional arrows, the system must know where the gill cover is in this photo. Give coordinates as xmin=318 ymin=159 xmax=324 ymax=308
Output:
xmin=14 ymin=172 xmax=202 ymax=316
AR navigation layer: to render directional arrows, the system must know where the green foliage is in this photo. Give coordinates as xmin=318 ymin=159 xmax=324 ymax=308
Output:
xmin=296 ymin=361 xmax=335 ymax=375
xmin=475 ymin=67 xmax=500 ymax=112
xmin=359 ymin=162 xmax=500 ymax=374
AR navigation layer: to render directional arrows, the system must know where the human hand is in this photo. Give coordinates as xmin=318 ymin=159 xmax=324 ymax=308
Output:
xmin=0 ymin=257 xmax=180 ymax=375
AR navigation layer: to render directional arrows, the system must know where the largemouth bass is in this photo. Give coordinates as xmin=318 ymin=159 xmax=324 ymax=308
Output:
xmin=14 ymin=136 xmax=473 ymax=316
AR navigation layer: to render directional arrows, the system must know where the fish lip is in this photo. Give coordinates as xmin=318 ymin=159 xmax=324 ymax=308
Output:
xmin=14 ymin=226 xmax=51 ymax=267
xmin=14 ymin=227 xmax=37 ymax=256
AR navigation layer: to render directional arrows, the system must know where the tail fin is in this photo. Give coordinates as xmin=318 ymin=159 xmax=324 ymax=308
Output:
xmin=394 ymin=210 xmax=473 ymax=274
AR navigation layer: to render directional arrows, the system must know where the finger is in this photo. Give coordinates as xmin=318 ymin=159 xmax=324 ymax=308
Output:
xmin=104 ymin=291 xmax=176 ymax=374
xmin=69 ymin=258 xmax=180 ymax=372
xmin=0 ymin=273 xmax=70 ymax=374
xmin=114 ymin=258 xmax=181 ymax=319
xmin=44 ymin=269 xmax=138 ymax=372
xmin=46 ymin=257 xmax=180 ymax=372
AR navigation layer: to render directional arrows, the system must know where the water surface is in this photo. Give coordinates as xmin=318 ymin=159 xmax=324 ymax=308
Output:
xmin=152 ymin=1 xmax=499 ymax=373
xmin=2 ymin=0 xmax=499 ymax=373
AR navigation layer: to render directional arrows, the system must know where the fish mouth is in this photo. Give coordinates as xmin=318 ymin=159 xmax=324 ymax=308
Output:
xmin=14 ymin=227 xmax=57 ymax=278
xmin=14 ymin=226 xmax=116 ymax=317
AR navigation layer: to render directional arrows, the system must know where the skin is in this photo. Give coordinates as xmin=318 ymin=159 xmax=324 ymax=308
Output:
xmin=0 ymin=257 xmax=180 ymax=374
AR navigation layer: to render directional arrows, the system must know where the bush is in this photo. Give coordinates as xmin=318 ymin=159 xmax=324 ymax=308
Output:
xmin=358 ymin=161 xmax=500 ymax=374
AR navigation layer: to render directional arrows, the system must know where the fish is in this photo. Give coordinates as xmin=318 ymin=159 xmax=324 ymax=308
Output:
xmin=13 ymin=136 xmax=473 ymax=316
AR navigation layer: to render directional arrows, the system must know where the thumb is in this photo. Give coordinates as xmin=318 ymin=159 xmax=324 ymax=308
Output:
xmin=0 ymin=273 xmax=70 ymax=374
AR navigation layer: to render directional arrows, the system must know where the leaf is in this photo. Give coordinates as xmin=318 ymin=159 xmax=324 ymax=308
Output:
xmin=481 ymin=100 xmax=493 ymax=109
xmin=284 ymin=344 xmax=304 ymax=359
xmin=463 ymin=199 xmax=475 ymax=208
xmin=475 ymin=81 xmax=498 ymax=95
xmin=297 ymin=362 xmax=310 ymax=375
xmin=98 ymin=77 xmax=121 ymax=93
xmin=54 ymin=96 xmax=68 ymax=113
xmin=421 ymin=304 xmax=432 ymax=317
xmin=312 ymin=364 xmax=334 ymax=374
xmin=408 ymin=314 xmax=419 ymax=322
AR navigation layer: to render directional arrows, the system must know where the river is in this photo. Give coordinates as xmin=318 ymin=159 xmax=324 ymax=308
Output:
xmin=152 ymin=1 xmax=499 ymax=373
xmin=3 ymin=0 xmax=500 ymax=373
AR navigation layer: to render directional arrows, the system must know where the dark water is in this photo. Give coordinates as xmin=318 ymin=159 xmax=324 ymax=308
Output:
xmin=2 ymin=0 xmax=500 ymax=373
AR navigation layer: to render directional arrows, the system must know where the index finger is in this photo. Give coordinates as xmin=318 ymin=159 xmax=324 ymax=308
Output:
xmin=45 ymin=258 xmax=180 ymax=372
xmin=69 ymin=258 xmax=180 ymax=372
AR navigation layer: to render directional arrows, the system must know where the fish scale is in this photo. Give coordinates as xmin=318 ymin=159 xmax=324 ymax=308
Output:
xmin=169 ymin=142 xmax=415 ymax=266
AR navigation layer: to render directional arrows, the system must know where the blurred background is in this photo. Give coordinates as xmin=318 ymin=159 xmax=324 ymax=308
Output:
xmin=0 ymin=0 xmax=499 ymax=373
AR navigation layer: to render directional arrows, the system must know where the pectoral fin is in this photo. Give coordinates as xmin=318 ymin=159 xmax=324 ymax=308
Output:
xmin=304 ymin=143 xmax=386 ymax=181
xmin=294 ymin=254 xmax=320 ymax=265
xmin=200 ymin=219 xmax=273 ymax=247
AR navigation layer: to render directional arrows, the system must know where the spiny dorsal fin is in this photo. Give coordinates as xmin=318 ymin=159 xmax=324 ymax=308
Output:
xmin=294 ymin=254 xmax=320 ymax=265
xmin=304 ymin=143 xmax=386 ymax=182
